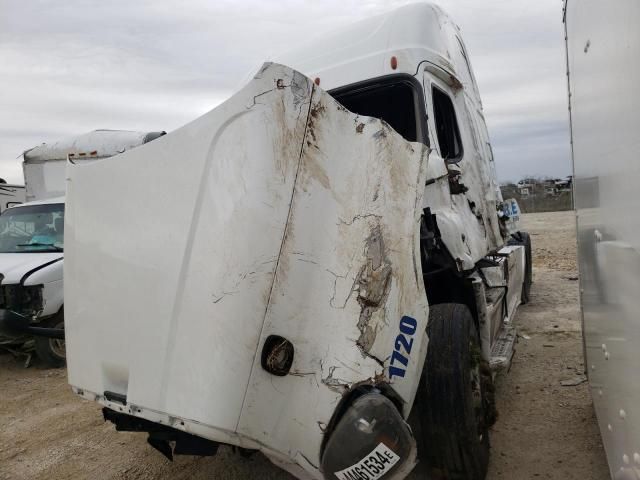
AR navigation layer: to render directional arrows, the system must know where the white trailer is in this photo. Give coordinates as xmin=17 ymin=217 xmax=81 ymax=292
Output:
xmin=0 ymin=130 xmax=164 ymax=367
xmin=65 ymin=4 xmax=530 ymax=480
xmin=22 ymin=129 xmax=165 ymax=202
xmin=0 ymin=183 xmax=25 ymax=212
xmin=565 ymin=2 xmax=640 ymax=479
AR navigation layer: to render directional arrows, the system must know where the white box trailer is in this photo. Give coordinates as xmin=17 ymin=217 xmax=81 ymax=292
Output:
xmin=65 ymin=4 xmax=530 ymax=480
xmin=0 ymin=130 xmax=164 ymax=367
xmin=0 ymin=183 xmax=25 ymax=212
xmin=22 ymin=129 xmax=165 ymax=202
xmin=565 ymin=1 xmax=640 ymax=479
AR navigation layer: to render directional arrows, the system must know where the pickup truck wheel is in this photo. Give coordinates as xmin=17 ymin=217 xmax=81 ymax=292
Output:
xmin=411 ymin=303 xmax=493 ymax=480
xmin=34 ymin=314 xmax=65 ymax=368
xmin=508 ymin=231 xmax=532 ymax=304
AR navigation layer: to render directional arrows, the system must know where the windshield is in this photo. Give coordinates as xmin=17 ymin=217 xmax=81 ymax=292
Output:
xmin=0 ymin=203 xmax=65 ymax=253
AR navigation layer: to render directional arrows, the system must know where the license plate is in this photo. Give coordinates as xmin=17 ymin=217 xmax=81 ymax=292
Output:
xmin=334 ymin=442 xmax=401 ymax=480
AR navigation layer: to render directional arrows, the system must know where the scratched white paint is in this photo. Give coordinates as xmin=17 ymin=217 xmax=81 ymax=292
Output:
xmin=65 ymin=5 xmax=528 ymax=479
xmin=237 ymin=85 xmax=429 ymax=478
xmin=66 ymin=63 xmax=428 ymax=478
xmin=66 ymin=63 xmax=314 ymax=436
xmin=277 ymin=2 xmax=506 ymax=271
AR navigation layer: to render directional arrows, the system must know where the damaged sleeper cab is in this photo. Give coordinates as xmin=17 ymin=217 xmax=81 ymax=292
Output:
xmin=65 ymin=4 xmax=531 ymax=480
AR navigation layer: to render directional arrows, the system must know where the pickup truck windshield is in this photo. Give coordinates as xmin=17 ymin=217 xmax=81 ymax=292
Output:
xmin=0 ymin=203 xmax=65 ymax=253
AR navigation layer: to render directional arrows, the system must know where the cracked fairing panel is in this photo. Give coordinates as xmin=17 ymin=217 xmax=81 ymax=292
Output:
xmin=238 ymin=89 xmax=429 ymax=474
xmin=65 ymin=63 xmax=429 ymax=478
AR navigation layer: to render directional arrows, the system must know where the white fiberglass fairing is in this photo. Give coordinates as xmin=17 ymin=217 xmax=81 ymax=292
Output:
xmin=65 ymin=63 xmax=429 ymax=478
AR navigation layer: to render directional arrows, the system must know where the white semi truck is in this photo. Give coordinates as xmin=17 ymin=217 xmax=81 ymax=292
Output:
xmin=565 ymin=2 xmax=640 ymax=479
xmin=0 ymin=130 xmax=164 ymax=366
xmin=65 ymin=4 xmax=531 ymax=480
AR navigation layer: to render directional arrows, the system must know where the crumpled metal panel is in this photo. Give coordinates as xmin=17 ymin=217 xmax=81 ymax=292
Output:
xmin=23 ymin=130 xmax=162 ymax=163
xmin=66 ymin=62 xmax=429 ymax=478
xmin=422 ymin=111 xmax=504 ymax=271
xmin=237 ymin=86 xmax=429 ymax=477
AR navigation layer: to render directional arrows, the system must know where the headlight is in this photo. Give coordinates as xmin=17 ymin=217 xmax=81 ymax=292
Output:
xmin=2 ymin=284 xmax=43 ymax=314
xmin=321 ymin=391 xmax=416 ymax=480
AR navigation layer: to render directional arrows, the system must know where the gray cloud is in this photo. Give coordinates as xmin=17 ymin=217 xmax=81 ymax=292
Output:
xmin=0 ymin=0 xmax=570 ymax=184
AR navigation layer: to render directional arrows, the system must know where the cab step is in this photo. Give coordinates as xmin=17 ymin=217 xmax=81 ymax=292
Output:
xmin=490 ymin=324 xmax=517 ymax=373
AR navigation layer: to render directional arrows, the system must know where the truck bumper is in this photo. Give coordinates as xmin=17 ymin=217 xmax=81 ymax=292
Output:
xmin=102 ymin=408 xmax=219 ymax=461
xmin=0 ymin=309 xmax=64 ymax=339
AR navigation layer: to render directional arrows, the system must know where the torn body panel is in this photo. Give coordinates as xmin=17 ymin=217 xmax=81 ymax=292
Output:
xmin=237 ymin=89 xmax=429 ymax=474
xmin=421 ymin=101 xmax=504 ymax=272
xmin=66 ymin=63 xmax=428 ymax=478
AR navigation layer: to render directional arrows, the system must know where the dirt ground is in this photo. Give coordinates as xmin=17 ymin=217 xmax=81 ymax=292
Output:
xmin=0 ymin=211 xmax=610 ymax=480
xmin=484 ymin=212 xmax=609 ymax=480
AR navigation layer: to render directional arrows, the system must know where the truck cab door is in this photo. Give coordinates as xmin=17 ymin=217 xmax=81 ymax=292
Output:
xmin=422 ymin=70 xmax=504 ymax=269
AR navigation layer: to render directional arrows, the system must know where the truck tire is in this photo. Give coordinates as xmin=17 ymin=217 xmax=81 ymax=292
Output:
xmin=34 ymin=313 xmax=65 ymax=368
xmin=411 ymin=303 xmax=494 ymax=480
xmin=508 ymin=231 xmax=532 ymax=304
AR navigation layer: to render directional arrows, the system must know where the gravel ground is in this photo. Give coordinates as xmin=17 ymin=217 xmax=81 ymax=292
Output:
xmin=485 ymin=211 xmax=609 ymax=480
xmin=0 ymin=211 xmax=609 ymax=480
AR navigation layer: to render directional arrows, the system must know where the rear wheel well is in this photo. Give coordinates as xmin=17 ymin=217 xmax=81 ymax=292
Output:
xmin=420 ymin=209 xmax=479 ymax=329
xmin=423 ymin=267 xmax=479 ymax=330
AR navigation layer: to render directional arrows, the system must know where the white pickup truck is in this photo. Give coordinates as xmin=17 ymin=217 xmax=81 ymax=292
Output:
xmin=0 ymin=130 xmax=164 ymax=366
xmin=0 ymin=197 xmax=65 ymax=365
xmin=65 ymin=4 xmax=531 ymax=480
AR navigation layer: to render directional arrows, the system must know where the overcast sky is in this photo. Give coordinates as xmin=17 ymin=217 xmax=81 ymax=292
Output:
xmin=0 ymin=0 xmax=570 ymax=184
